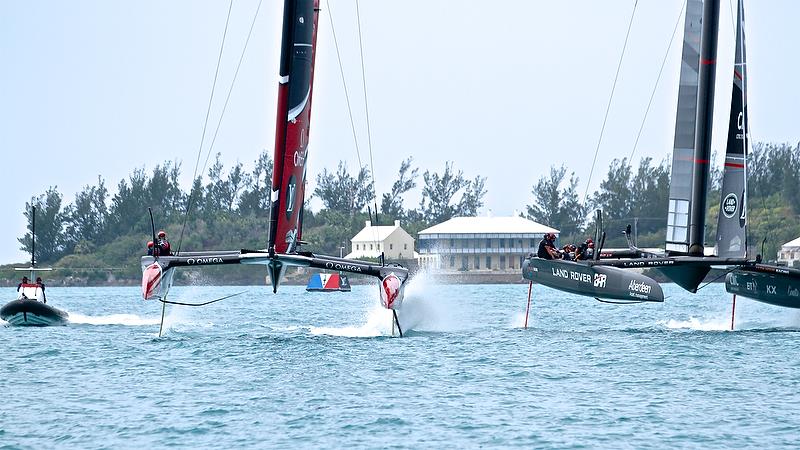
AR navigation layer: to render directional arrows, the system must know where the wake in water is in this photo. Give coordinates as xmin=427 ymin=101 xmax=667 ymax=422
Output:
xmin=660 ymin=308 xmax=800 ymax=332
xmin=310 ymin=269 xmax=464 ymax=337
xmin=68 ymin=313 xmax=162 ymax=326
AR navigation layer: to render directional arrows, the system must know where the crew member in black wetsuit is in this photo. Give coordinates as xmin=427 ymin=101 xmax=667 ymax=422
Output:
xmin=575 ymin=238 xmax=594 ymax=261
xmin=537 ymin=233 xmax=560 ymax=260
xmin=17 ymin=276 xmax=29 ymax=299
xmin=36 ymin=277 xmax=46 ymax=304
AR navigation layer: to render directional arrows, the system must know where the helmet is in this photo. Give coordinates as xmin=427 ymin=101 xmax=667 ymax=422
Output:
xmin=588 ymin=242 xmax=595 ymax=248
xmin=585 ymin=238 xmax=593 ymax=244
xmin=147 ymin=241 xmax=154 ymax=248
xmin=157 ymin=231 xmax=166 ymax=238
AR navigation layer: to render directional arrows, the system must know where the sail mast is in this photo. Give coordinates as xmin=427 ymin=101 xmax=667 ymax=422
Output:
xmin=665 ymin=0 xmax=720 ymax=255
xmin=31 ymin=206 xmax=36 ymax=268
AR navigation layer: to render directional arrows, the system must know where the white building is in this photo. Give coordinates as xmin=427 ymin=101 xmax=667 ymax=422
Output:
xmin=778 ymin=236 xmax=800 ymax=267
xmin=346 ymin=220 xmax=416 ymax=260
xmin=417 ymin=216 xmax=559 ymax=272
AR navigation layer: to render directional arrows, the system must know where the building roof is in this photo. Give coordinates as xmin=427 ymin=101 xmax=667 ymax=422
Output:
xmin=351 ymin=220 xmax=413 ymax=242
xmin=782 ymin=236 xmax=800 ymax=248
xmin=418 ymin=216 xmax=559 ymax=235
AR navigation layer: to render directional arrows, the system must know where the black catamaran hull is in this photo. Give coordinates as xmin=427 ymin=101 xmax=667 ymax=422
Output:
xmin=0 ymin=299 xmax=68 ymax=326
xmin=522 ymin=257 xmax=664 ymax=303
xmin=726 ymin=266 xmax=800 ymax=309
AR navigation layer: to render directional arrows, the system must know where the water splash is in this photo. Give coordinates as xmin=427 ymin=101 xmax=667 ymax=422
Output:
xmin=310 ymin=305 xmax=392 ymax=337
xmin=68 ymin=313 xmax=162 ymax=326
xmin=310 ymin=268 xmax=465 ymax=337
xmin=660 ymin=316 xmax=730 ymax=331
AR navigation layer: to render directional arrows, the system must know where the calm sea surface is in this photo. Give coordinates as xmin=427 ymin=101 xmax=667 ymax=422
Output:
xmin=2 ymin=275 xmax=799 ymax=449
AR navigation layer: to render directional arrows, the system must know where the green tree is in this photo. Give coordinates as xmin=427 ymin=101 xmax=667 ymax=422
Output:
xmin=592 ymin=158 xmax=633 ymax=223
xmin=314 ymin=161 xmax=374 ymax=215
xmin=380 ymin=157 xmax=418 ymax=221
xmin=525 ymin=165 xmax=586 ymax=236
xmin=418 ymin=161 xmax=487 ymax=224
xmin=18 ymin=187 xmax=69 ymax=263
xmin=65 ymin=175 xmax=109 ymax=251
xmin=239 ymin=149 xmax=273 ymax=216
xmin=629 ymin=157 xmax=670 ymax=235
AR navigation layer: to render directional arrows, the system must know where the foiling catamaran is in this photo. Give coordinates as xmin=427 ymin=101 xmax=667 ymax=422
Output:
xmin=522 ymin=0 xmax=800 ymax=325
xmin=141 ymin=0 xmax=409 ymax=335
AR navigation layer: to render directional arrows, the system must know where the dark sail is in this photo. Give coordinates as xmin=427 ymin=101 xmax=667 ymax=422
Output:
xmin=665 ymin=0 xmax=719 ymax=255
xmin=268 ymin=0 xmax=319 ymax=256
xmin=715 ymin=0 xmax=748 ymax=258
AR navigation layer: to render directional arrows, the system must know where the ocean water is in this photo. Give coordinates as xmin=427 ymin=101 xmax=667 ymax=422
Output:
xmin=2 ymin=274 xmax=800 ymax=449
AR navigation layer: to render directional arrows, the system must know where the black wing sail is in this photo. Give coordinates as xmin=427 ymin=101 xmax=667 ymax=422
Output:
xmin=665 ymin=0 xmax=718 ymax=256
xmin=715 ymin=0 xmax=748 ymax=259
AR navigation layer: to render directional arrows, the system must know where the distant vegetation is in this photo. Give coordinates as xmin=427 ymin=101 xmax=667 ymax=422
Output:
xmin=7 ymin=153 xmax=487 ymax=285
xmin=7 ymin=141 xmax=798 ymax=285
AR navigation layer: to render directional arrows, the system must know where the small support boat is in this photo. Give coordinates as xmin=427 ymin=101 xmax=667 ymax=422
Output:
xmin=1 ymin=298 xmax=68 ymax=326
xmin=1 ymin=205 xmax=68 ymax=326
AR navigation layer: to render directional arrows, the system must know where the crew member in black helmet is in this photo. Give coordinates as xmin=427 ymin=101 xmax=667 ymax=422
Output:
xmin=36 ymin=277 xmax=47 ymax=304
xmin=17 ymin=276 xmax=29 ymax=299
xmin=537 ymin=233 xmax=561 ymax=260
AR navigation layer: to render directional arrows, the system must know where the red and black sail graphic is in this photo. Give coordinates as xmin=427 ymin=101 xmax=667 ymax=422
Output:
xmin=268 ymin=0 xmax=319 ymax=255
xmin=715 ymin=0 xmax=748 ymax=258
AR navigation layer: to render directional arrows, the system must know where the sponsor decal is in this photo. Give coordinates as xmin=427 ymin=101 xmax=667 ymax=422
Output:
xmin=186 ymin=257 xmax=224 ymax=265
xmin=728 ymin=274 xmax=739 ymax=286
xmin=293 ymin=146 xmax=307 ymax=167
xmin=788 ymin=286 xmax=799 ymax=298
xmin=593 ymin=273 xmax=607 ymax=288
xmin=767 ymin=285 xmax=777 ymax=295
xmin=722 ymin=193 xmax=738 ymax=219
xmin=622 ymin=260 xmax=675 ymax=268
xmin=326 ymin=261 xmax=363 ymax=273
xmin=285 ymin=175 xmax=297 ymax=218
xmin=628 ymin=279 xmax=652 ymax=295
xmin=746 ymin=280 xmax=757 ymax=292
xmin=551 ymin=267 xmax=592 ymax=284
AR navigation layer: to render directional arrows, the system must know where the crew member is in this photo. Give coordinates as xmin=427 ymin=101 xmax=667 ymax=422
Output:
xmin=146 ymin=240 xmax=155 ymax=256
xmin=576 ymin=238 xmax=594 ymax=261
xmin=537 ymin=233 xmax=561 ymax=260
xmin=17 ymin=276 xmax=29 ymax=299
xmin=562 ymin=244 xmax=577 ymax=261
xmin=36 ymin=277 xmax=47 ymax=304
xmin=157 ymin=231 xmax=171 ymax=256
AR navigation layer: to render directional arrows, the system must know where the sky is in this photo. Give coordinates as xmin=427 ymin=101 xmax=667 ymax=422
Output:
xmin=1 ymin=0 xmax=798 ymax=264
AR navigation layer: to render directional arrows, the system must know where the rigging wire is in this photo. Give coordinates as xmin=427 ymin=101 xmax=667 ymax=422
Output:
xmin=175 ymin=0 xmax=264 ymax=255
xmin=355 ymin=0 xmax=381 ymax=231
xmin=628 ymin=0 xmax=686 ymax=162
xmin=175 ymin=0 xmax=235 ymax=254
xmin=202 ymin=0 xmax=265 ymax=180
xmin=326 ymin=0 xmax=364 ymax=171
xmin=353 ymin=0 xmax=382 ymax=253
xmin=582 ymin=0 xmax=639 ymax=206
